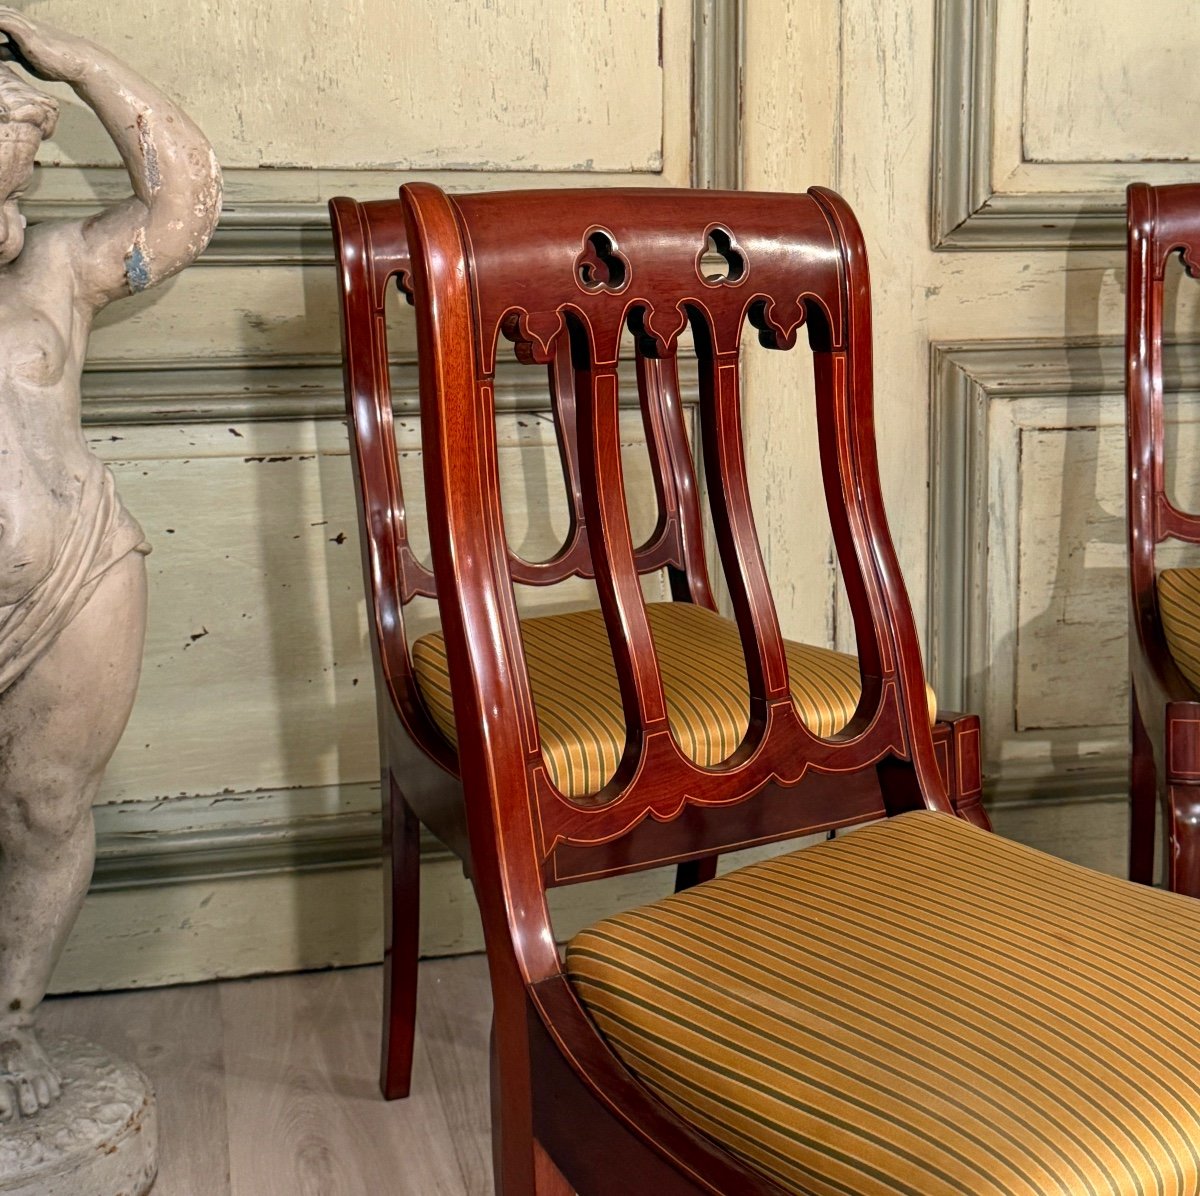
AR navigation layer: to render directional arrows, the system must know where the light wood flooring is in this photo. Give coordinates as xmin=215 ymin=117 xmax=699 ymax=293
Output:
xmin=39 ymin=955 xmax=495 ymax=1196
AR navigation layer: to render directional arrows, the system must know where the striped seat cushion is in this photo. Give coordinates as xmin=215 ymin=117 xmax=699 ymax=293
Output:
xmin=412 ymin=602 xmax=937 ymax=797
xmin=566 ymin=811 xmax=1200 ymax=1195
xmin=1159 ymin=567 xmax=1200 ymax=693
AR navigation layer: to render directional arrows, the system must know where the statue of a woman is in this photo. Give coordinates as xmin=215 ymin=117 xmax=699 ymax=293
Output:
xmin=0 ymin=10 xmax=221 ymax=1125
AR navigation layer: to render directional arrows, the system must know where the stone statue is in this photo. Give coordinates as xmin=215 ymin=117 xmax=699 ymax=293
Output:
xmin=0 ymin=2 xmax=220 ymax=1168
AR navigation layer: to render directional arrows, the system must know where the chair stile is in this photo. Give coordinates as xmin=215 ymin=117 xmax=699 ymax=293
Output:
xmin=1126 ymin=181 xmax=1200 ymax=894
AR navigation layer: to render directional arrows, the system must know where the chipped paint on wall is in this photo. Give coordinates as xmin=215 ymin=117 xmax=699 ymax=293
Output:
xmin=27 ymin=0 xmax=669 ymax=174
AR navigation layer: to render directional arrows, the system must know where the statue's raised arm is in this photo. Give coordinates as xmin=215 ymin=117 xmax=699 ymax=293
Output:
xmin=0 ymin=7 xmax=222 ymax=309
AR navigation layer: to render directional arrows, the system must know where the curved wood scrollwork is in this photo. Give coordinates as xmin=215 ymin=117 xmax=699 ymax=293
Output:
xmin=501 ymin=308 xmax=565 ymax=366
xmin=1177 ymin=243 xmax=1200 ymax=280
xmin=402 ymin=182 xmax=951 ymax=891
xmin=697 ymin=223 xmax=746 ymax=286
xmin=575 ymin=227 xmax=631 ymax=294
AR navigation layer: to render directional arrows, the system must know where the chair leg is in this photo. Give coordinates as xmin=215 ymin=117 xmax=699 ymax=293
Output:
xmin=491 ymin=1021 xmax=535 ymax=1196
xmin=489 ymin=1004 xmax=575 ymax=1195
xmin=932 ymin=713 xmax=991 ymax=830
xmin=1129 ymin=699 xmax=1158 ymax=885
xmin=380 ymin=768 xmax=421 ymax=1100
xmin=1166 ymin=781 xmax=1200 ymax=897
xmin=875 ymin=754 xmax=926 ymax=815
xmin=534 ymin=1139 xmax=574 ymax=1195
xmin=674 ymin=856 xmax=718 ymax=891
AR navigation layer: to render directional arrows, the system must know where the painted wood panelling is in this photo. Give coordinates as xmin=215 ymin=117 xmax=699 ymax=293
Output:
xmin=24 ymin=0 xmax=695 ymax=222
xmin=88 ymin=267 xmax=359 ymax=360
xmin=739 ymin=1 xmax=839 ymax=648
xmin=935 ymin=0 xmax=1200 ymax=247
xmin=52 ymin=825 xmax=826 ymax=994
xmin=28 ymin=0 xmax=1191 ymax=985
xmin=924 ymin=0 xmax=1200 ymax=838
xmin=742 ymin=0 xmax=1200 ymax=879
xmin=28 ymin=0 xmax=669 ymax=173
xmin=1023 ymin=0 xmax=1200 ymax=164
xmin=89 ymin=403 xmax=670 ymax=808
xmin=930 ymin=341 xmax=1200 ymax=809
xmin=992 ymin=0 xmax=1200 ymax=192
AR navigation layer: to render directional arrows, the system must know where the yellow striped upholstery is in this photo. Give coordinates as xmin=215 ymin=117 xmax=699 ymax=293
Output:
xmin=1159 ymin=567 xmax=1200 ymax=693
xmin=567 ymin=811 xmax=1200 ymax=1196
xmin=411 ymin=602 xmax=937 ymax=796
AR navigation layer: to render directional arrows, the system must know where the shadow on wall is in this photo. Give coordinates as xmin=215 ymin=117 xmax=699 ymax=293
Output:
xmin=992 ymin=216 xmax=1200 ymax=880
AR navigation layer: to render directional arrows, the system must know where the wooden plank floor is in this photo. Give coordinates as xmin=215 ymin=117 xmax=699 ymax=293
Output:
xmin=38 ymin=955 xmax=494 ymax=1196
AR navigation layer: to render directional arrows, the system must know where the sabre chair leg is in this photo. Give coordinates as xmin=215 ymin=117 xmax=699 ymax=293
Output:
xmin=534 ymin=1140 xmax=574 ymax=1195
xmin=875 ymin=754 xmax=927 ymax=816
xmin=489 ymin=1002 xmax=575 ymax=1196
xmin=939 ymin=713 xmax=990 ymax=831
xmin=380 ymin=767 xmax=421 ymax=1099
xmin=1129 ymin=699 xmax=1158 ymax=885
xmin=491 ymin=1025 xmax=534 ymax=1196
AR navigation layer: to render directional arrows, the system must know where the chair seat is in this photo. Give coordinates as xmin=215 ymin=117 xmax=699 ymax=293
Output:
xmin=412 ymin=602 xmax=937 ymax=797
xmin=566 ymin=811 xmax=1200 ymax=1195
xmin=1158 ymin=567 xmax=1200 ymax=693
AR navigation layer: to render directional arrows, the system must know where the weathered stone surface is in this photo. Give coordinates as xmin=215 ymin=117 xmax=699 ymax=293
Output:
xmin=0 ymin=1035 xmax=156 ymax=1195
xmin=0 ymin=4 xmax=220 ymax=1152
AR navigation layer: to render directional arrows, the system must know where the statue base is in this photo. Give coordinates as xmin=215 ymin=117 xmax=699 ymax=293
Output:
xmin=0 ymin=1035 xmax=157 ymax=1196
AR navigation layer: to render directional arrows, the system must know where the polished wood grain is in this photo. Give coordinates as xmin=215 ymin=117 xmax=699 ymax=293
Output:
xmin=42 ymin=959 xmax=496 ymax=1196
xmin=399 ymin=183 xmax=992 ymax=1194
xmin=1126 ymin=182 xmax=1200 ymax=894
xmin=329 ymin=193 xmax=988 ymax=1103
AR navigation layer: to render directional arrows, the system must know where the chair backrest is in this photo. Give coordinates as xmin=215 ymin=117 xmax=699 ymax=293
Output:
xmin=401 ymin=183 xmax=950 ymax=969
xmin=330 ymin=197 xmax=717 ymax=768
xmin=1126 ymin=182 xmax=1200 ymax=690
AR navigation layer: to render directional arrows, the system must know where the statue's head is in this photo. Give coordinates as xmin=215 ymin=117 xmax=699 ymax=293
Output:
xmin=0 ymin=64 xmax=57 ymax=264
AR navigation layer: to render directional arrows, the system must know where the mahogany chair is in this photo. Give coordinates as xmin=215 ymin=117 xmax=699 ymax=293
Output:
xmin=1127 ymin=181 xmax=1200 ymax=895
xmin=402 ymin=180 xmax=1200 ymax=1195
xmin=330 ymin=196 xmax=987 ymax=1102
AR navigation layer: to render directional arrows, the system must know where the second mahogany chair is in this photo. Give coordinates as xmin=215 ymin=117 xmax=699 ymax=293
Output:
xmin=403 ymin=180 xmax=1200 ymax=1195
xmin=1127 ymin=182 xmax=1200 ymax=894
xmin=330 ymin=196 xmax=987 ymax=1101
